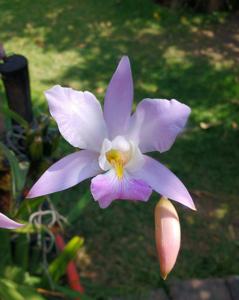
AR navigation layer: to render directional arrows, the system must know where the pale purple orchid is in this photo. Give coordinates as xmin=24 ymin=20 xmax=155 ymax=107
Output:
xmin=27 ymin=56 xmax=195 ymax=210
xmin=0 ymin=212 xmax=23 ymax=229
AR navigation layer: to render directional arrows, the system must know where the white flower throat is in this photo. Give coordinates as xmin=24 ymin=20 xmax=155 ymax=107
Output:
xmin=99 ymin=136 xmax=144 ymax=180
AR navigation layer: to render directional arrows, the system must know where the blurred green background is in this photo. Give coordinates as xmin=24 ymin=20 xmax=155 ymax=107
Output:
xmin=0 ymin=0 xmax=239 ymax=299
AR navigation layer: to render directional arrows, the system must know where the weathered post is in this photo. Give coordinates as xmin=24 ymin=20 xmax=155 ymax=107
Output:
xmin=0 ymin=45 xmax=33 ymax=124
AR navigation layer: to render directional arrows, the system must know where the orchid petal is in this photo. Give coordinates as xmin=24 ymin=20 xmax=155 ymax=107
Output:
xmin=45 ymin=85 xmax=107 ymax=151
xmin=91 ymin=170 xmax=152 ymax=209
xmin=27 ymin=150 xmax=101 ymax=198
xmin=128 ymin=99 xmax=191 ymax=153
xmin=155 ymin=197 xmax=181 ymax=279
xmin=104 ymin=56 xmax=133 ymax=138
xmin=132 ymin=156 xmax=196 ymax=210
xmin=0 ymin=213 xmax=23 ymax=229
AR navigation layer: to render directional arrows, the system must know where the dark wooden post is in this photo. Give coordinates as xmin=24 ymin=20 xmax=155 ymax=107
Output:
xmin=207 ymin=0 xmax=225 ymax=12
xmin=0 ymin=53 xmax=33 ymax=124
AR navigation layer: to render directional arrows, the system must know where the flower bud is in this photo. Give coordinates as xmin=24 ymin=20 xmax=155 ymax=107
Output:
xmin=28 ymin=135 xmax=43 ymax=161
xmin=155 ymin=197 xmax=181 ymax=280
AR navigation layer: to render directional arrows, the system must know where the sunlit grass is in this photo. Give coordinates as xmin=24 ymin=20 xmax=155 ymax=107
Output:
xmin=0 ymin=0 xmax=239 ymax=298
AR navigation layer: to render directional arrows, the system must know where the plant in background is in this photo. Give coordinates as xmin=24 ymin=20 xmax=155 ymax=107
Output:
xmin=0 ymin=111 xmax=89 ymax=299
xmin=27 ymin=56 xmax=195 ymax=212
xmin=0 ymin=142 xmax=24 ymax=228
xmin=3 ymin=110 xmax=59 ymax=177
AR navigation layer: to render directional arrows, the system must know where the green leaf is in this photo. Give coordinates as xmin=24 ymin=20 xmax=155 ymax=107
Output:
xmin=14 ymin=234 xmax=29 ymax=270
xmin=0 ymin=278 xmax=46 ymax=300
xmin=0 ymin=230 xmax=12 ymax=269
xmin=67 ymin=190 xmax=91 ymax=223
xmin=14 ymin=223 xmax=39 ymax=234
xmin=3 ymin=265 xmax=42 ymax=287
xmin=17 ymin=197 xmax=45 ymax=219
xmin=23 ymin=272 xmax=42 ymax=287
xmin=1 ymin=107 xmax=29 ymax=129
xmin=0 ymin=142 xmax=29 ymax=200
xmin=48 ymin=236 xmax=84 ymax=283
xmin=54 ymin=285 xmax=93 ymax=300
xmin=3 ymin=266 xmax=25 ymax=284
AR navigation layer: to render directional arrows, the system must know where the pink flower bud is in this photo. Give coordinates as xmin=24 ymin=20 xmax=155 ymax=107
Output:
xmin=155 ymin=197 xmax=181 ymax=280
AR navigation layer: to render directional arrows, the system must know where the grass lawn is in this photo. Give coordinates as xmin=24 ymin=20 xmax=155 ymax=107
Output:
xmin=0 ymin=0 xmax=239 ymax=299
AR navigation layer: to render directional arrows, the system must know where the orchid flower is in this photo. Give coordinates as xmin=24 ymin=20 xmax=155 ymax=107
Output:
xmin=0 ymin=212 xmax=23 ymax=229
xmin=27 ymin=56 xmax=195 ymax=210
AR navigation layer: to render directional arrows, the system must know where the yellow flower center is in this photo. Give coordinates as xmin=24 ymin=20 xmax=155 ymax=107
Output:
xmin=106 ymin=149 xmax=130 ymax=179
